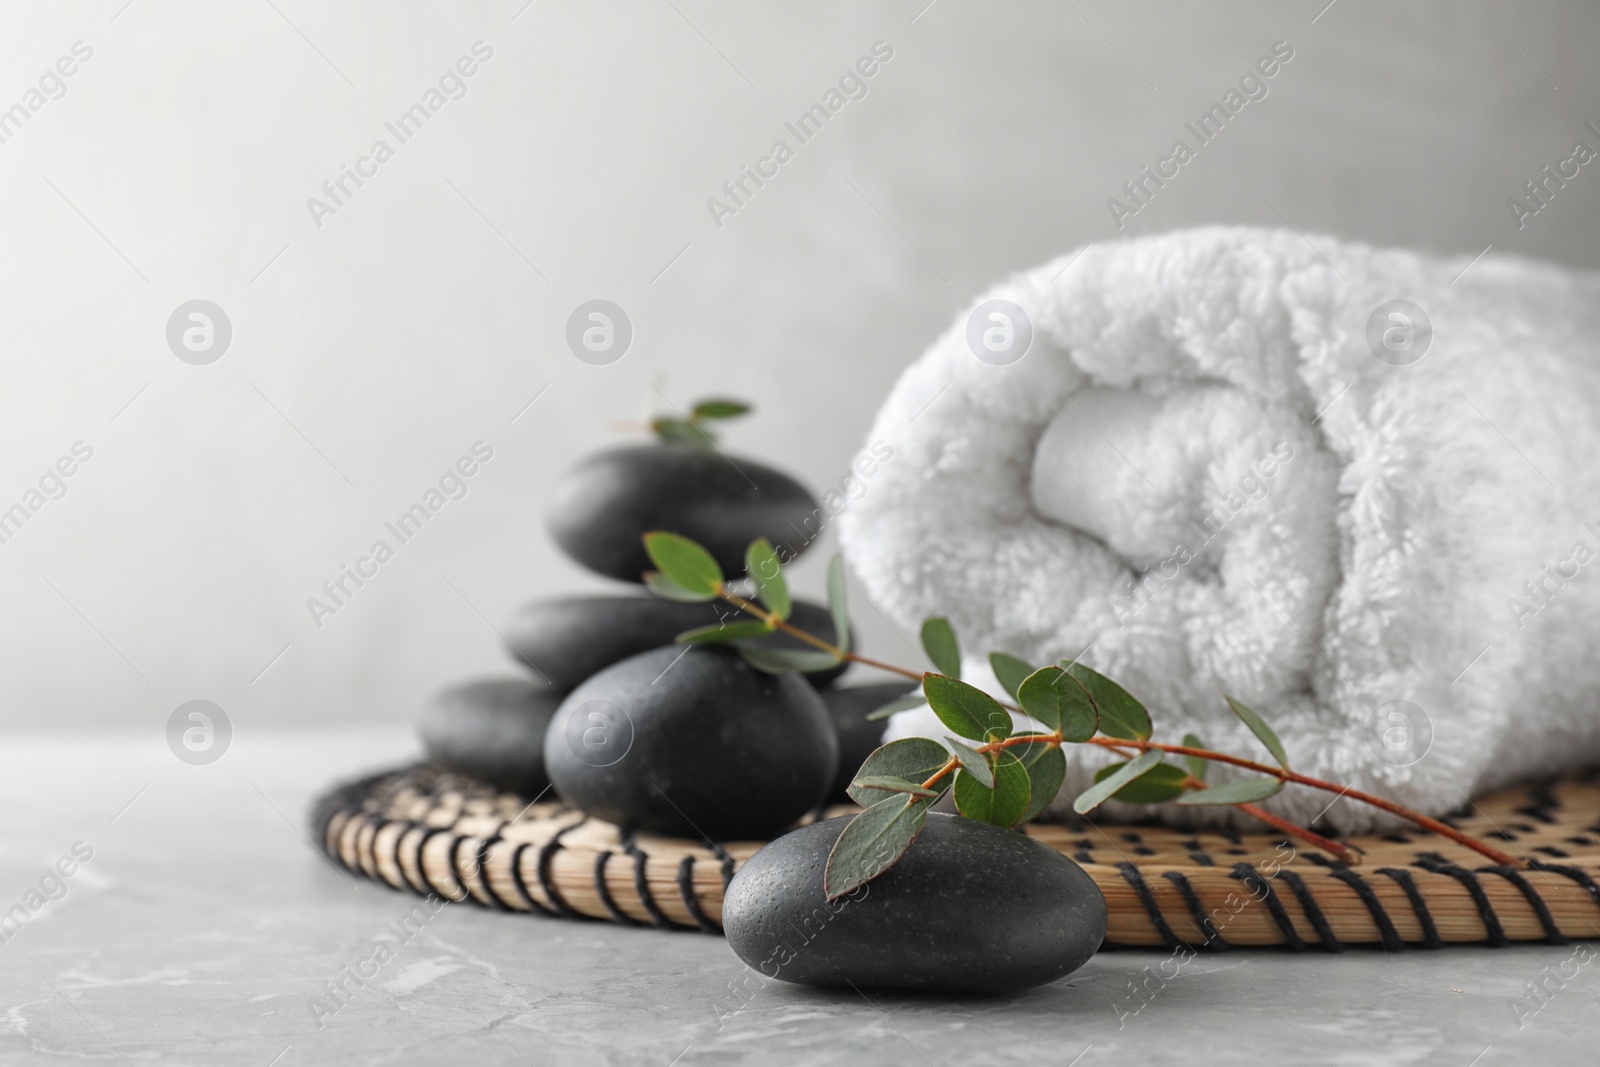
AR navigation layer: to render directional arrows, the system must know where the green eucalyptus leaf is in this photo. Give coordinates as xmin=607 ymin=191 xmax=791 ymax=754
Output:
xmin=691 ymin=398 xmax=751 ymax=420
xmin=865 ymin=693 xmax=926 ymax=722
xmin=846 ymin=738 xmax=951 ymax=805
xmin=643 ymin=532 xmax=724 ymax=596
xmin=988 ymin=652 xmax=1036 ymax=700
xmin=1181 ymin=733 xmax=1208 ymax=781
xmin=653 ymin=418 xmax=715 ymax=448
xmin=824 ymin=793 xmax=931 ymax=901
xmin=945 ymin=737 xmax=994 ymax=789
xmin=952 ymin=750 xmax=1030 ymax=828
xmin=1062 ymin=661 xmax=1152 ymax=741
xmin=1017 ymin=666 xmax=1099 ymax=741
xmin=920 ymin=618 xmax=961 ymax=678
xmin=675 ymin=619 xmax=776 ymax=645
xmin=851 ymin=775 xmax=937 ymax=800
xmin=1175 ymin=777 xmax=1284 ymax=806
xmin=1092 ymin=760 xmax=1187 ymax=803
xmin=1225 ymin=695 xmax=1291 ymax=769
xmin=922 ymin=674 xmax=1012 ymax=742
xmin=643 ymin=571 xmax=716 ymax=603
xmin=744 ymin=538 xmax=791 ymax=621
xmin=1019 ymin=744 xmax=1067 ymax=823
xmin=826 ymin=555 xmax=850 ymax=654
xmin=1072 ymin=750 xmax=1164 ymax=814
xmin=738 ymin=646 xmax=842 ymax=675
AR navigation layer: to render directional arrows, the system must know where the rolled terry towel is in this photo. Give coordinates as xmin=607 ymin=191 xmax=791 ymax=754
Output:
xmin=840 ymin=226 xmax=1600 ymax=831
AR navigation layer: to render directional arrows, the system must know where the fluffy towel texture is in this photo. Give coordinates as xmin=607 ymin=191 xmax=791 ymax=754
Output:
xmin=840 ymin=226 xmax=1600 ymax=831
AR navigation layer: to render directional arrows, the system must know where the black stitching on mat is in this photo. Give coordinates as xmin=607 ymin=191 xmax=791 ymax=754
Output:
xmin=1414 ymin=855 xmax=1507 ymax=947
xmin=1484 ymin=866 xmax=1567 ymax=945
xmin=1528 ymin=860 xmax=1600 ymax=909
xmin=1376 ymin=867 xmax=1441 ymax=948
xmin=1160 ymin=871 xmax=1228 ymax=950
xmin=392 ymin=820 xmax=433 ymax=896
xmin=1115 ymin=862 xmax=1183 ymax=950
xmin=476 ymin=836 xmax=513 ymax=911
xmin=446 ymin=837 xmax=476 ymax=905
xmin=308 ymin=766 xmax=415 ymax=858
xmin=536 ymin=820 xmax=587 ymax=919
xmin=363 ymin=819 xmax=404 ymax=893
xmin=621 ymin=831 xmax=672 ymax=929
xmin=1272 ymin=870 xmax=1342 ymax=952
xmin=336 ymin=814 xmax=365 ymax=878
xmin=354 ymin=818 xmax=379 ymax=880
xmin=414 ymin=828 xmax=461 ymax=902
xmin=593 ymin=851 xmax=642 ymax=925
xmin=1230 ymin=863 xmax=1306 ymax=951
xmin=384 ymin=821 xmax=425 ymax=895
xmin=678 ymin=855 xmax=720 ymax=934
xmin=392 ymin=824 xmax=430 ymax=896
xmin=1327 ymin=868 xmax=1403 ymax=952
xmin=505 ymin=842 xmax=552 ymax=915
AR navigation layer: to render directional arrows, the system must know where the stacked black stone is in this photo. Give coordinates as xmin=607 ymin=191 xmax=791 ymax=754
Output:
xmin=420 ymin=442 xmax=907 ymax=836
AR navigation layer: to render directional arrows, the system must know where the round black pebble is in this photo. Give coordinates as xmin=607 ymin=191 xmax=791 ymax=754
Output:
xmin=543 ymin=646 xmax=837 ymax=841
xmin=418 ymin=679 xmax=563 ymax=796
xmin=818 ymin=683 xmax=913 ymax=803
xmin=723 ymin=814 xmax=1107 ymax=993
xmin=546 ymin=444 xmax=821 ymax=583
xmin=504 ymin=595 xmax=850 ymax=691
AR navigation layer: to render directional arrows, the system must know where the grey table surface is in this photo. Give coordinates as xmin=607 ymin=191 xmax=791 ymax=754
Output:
xmin=1 ymin=730 xmax=1594 ymax=1067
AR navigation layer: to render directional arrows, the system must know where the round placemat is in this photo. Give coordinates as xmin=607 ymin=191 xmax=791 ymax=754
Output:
xmin=312 ymin=764 xmax=1600 ymax=949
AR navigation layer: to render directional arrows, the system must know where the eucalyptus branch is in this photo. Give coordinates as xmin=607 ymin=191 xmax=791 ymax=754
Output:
xmin=1083 ymin=736 xmax=1513 ymax=866
xmin=1095 ymin=739 xmax=1363 ymax=865
xmin=638 ymin=529 xmax=1524 ymax=899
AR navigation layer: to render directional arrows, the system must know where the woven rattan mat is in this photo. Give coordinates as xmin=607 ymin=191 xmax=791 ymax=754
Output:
xmin=313 ymin=764 xmax=1600 ymax=949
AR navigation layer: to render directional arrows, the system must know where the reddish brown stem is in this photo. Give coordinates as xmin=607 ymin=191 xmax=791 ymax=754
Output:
xmin=1097 ymin=745 xmax=1361 ymax=865
xmin=1086 ymin=737 xmax=1517 ymax=867
xmin=920 ymin=757 xmax=958 ymax=792
xmin=1233 ymin=802 xmax=1361 ymax=866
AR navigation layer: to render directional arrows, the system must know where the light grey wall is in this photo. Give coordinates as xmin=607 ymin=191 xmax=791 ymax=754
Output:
xmin=1 ymin=0 xmax=1595 ymax=730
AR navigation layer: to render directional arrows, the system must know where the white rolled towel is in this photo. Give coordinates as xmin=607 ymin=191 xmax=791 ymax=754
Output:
xmin=840 ymin=226 xmax=1600 ymax=831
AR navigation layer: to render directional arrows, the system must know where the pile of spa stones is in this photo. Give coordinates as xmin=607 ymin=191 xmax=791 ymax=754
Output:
xmin=418 ymin=419 xmax=1107 ymax=994
xmin=418 ymin=436 xmax=912 ymax=840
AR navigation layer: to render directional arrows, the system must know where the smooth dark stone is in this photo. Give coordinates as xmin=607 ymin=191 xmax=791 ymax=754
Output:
xmin=418 ymin=679 xmax=563 ymax=795
xmin=547 ymin=444 xmax=821 ymax=583
xmin=505 ymin=595 xmax=850 ymax=691
xmin=543 ymin=646 xmax=838 ymax=840
xmin=723 ymin=814 xmax=1107 ymax=993
xmin=819 ymin=683 xmax=913 ymax=803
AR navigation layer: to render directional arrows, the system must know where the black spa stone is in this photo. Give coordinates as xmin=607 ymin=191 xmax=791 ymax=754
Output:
xmin=418 ymin=678 xmax=563 ymax=795
xmin=818 ymin=683 xmax=913 ymax=803
xmin=504 ymin=595 xmax=851 ymax=691
xmin=546 ymin=444 xmax=821 ymax=583
xmin=543 ymin=646 xmax=837 ymax=841
xmin=722 ymin=814 xmax=1107 ymax=993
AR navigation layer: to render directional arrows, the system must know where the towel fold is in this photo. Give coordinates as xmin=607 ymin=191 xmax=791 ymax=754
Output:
xmin=840 ymin=226 xmax=1600 ymax=830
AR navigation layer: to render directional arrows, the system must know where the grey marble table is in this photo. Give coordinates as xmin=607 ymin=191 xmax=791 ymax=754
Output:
xmin=0 ymin=730 xmax=1593 ymax=1066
